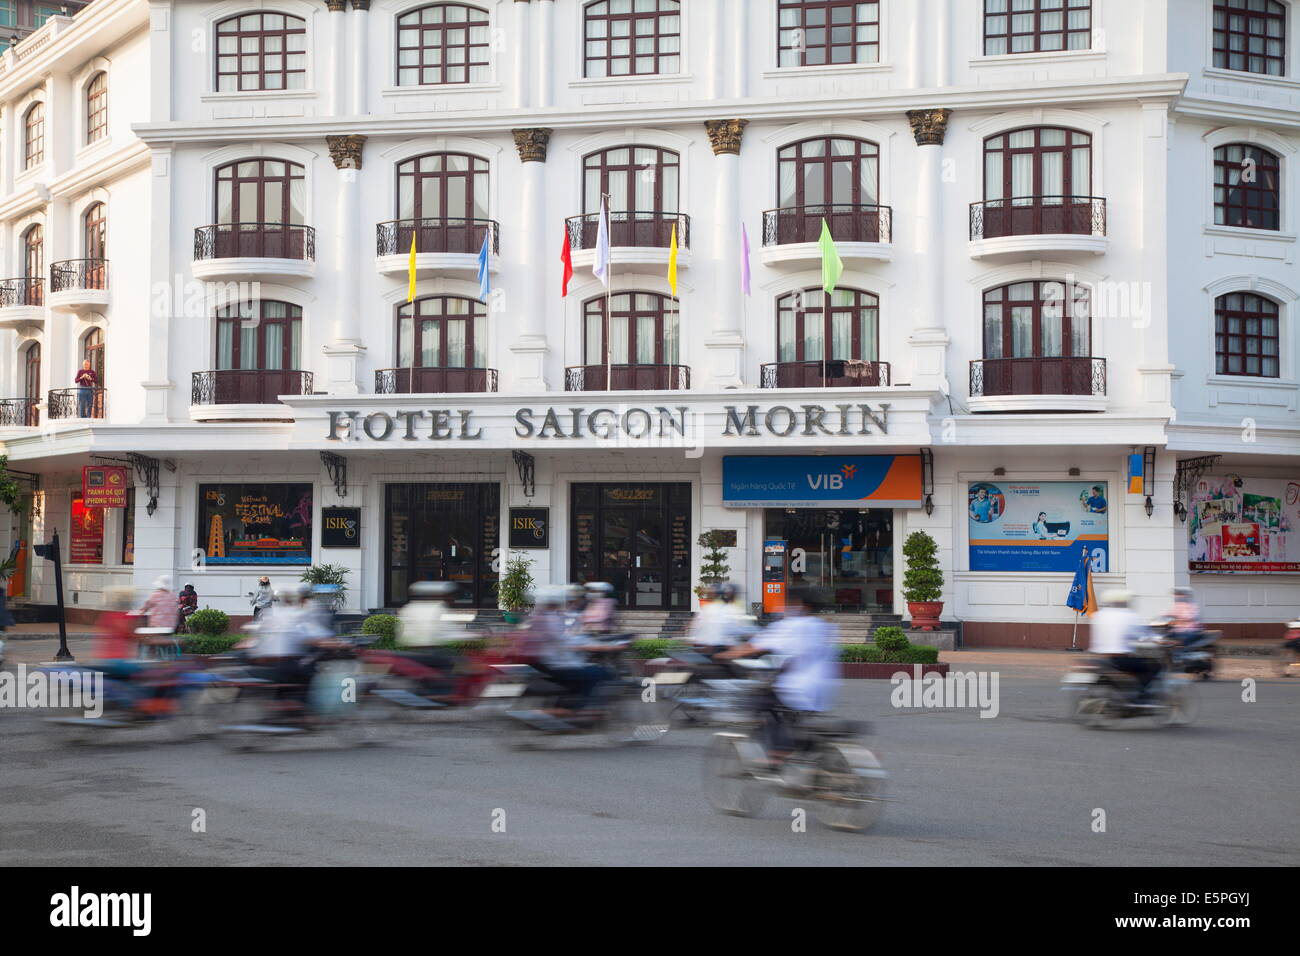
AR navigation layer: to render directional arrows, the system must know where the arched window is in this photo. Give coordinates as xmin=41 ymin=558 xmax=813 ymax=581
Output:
xmin=23 ymin=342 xmax=41 ymax=406
xmin=215 ymin=301 xmax=302 ymax=370
xmin=24 ymin=103 xmax=44 ymax=169
xmin=84 ymin=203 xmax=107 ymax=259
xmin=1213 ymin=0 xmax=1286 ymax=76
xmin=583 ymin=292 xmax=680 ymax=367
xmin=776 ymin=287 xmax=879 ymax=364
xmin=777 ymin=0 xmax=880 ymax=67
xmin=397 ymin=295 xmax=486 ymax=368
xmin=82 ymin=328 xmax=105 ymax=413
xmin=1216 ymin=292 xmax=1280 ymax=377
xmin=215 ymin=12 xmax=307 ymax=92
xmin=772 ymin=136 xmax=882 ymax=243
xmin=22 ymin=225 xmax=43 ymax=306
xmin=396 ymin=3 xmax=491 ymax=86
xmin=577 ymin=146 xmax=679 ymax=247
xmin=979 ymin=280 xmax=1096 ymax=396
xmin=583 ymin=0 xmax=680 ymax=78
xmin=394 ymin=152 xmax=490 ymax=254
xmin=213 ymin=159 xmax=307 ymax=257
xmin=983 ymin=0 xmax=1092 ymax=55
xmin=86 ymin=72 xmax=108 ymax=143
xmin=979 ymin=127 xmax=1093 ymax=236
xmin=1214 ymin=144 xmax=1281 ymax=230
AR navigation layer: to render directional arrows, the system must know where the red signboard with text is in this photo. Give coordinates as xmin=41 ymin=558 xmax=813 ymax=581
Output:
xmin=82 ymin=466 xmax=129 ymax=509
xmin=70 ymin=497 xmax=105 ymax=564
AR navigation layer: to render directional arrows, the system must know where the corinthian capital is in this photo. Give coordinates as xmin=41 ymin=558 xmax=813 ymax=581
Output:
xmin=906 ymin=109 xmax=952 ymax=147
xmin=327 ymin=134 xmax=366 ymax=170
xmin=513 ymin=128 xmax=553 ymax=163
xmin=705 ymin=119 xmax=748 ymax=156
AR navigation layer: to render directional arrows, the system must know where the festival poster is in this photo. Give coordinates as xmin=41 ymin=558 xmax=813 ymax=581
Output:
xmin=968 ymin=480 xmax=1110 ymax=573
xmin=1188 ymin=476 xmax=1300 ymax=573
xmin=197 ymin=484 xmax=313 ymax=565
xmin=69 ymin=496 xmax=105 ymax=564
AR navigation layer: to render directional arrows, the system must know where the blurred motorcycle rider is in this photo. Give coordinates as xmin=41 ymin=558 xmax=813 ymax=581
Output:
xmin=139 ymin=575 xmax=179 ymax=634
xmin=516 ymin=585 xmax=613 ymax=712
xmin=398 ymin=581 xmax=461 ymax=672
xmin=1167 ymin=587 xmax=1203 ymax=645
xmin=1089 ymin=590 xmax=1159 ymax=701
xmin=579 ymin=581 xmax=617 ymax=635
xmin=248 ymin=583 xmax=333 ymax=697
xmin=91 ymin=587 xmax=148 ymax=678
xmin=691 ymin=582 xmax=748 ymax=658
xmin=722 ymin=586 xmax=839 ymax=764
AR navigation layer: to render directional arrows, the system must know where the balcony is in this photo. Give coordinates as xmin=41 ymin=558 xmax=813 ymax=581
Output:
xmin=375 ymin=218 xmax=500 ymax=279
xmin=0 ymin=278 xmax=45 ymax=329
xmin=375 ymin=367 xmax=498 ymax=394
xmin=565 ymin=364 xmax=690 ymax=392
xmin=968 ymin=197 xmax=1108 ymax=259
xmin=0 ymin=398 xmax=39 ymax=427
xmin=192 ymin=223 xmax=316 ymax=281
xmin=47 ymin=387 xmax=105 ymax=421
xmin=48 ymin=259 xmax=110 ymax=313
xmin=190 ymin=369 xmax=314 ymax=421
xmin=761 ymin=360 xmax=891 ymax=389
xmin=969 ymin=357 xmax=1107 ymax=413
xmin=565 ymin=211 xmax=691 ymax=272
xmin=761 ymin=204 xmax=893 ymax=267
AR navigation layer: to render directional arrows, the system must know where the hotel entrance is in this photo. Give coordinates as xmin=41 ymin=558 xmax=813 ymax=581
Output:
xmin=385 ymin=483 xmax=500 ymax=608
xmin=571 ymin=482 xmax=691 ymax=610
xmin=763 ymin=508 xmax=893 ymax=612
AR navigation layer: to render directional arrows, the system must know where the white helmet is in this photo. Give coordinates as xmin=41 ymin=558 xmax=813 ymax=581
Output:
xmin=532 ymin=585 xmax=568 ymax=608
xmin=1100 ymin=589 xmax=1132 ymax=609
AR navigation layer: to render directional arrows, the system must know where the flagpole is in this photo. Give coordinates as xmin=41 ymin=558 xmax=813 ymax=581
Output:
xmin=604 ymin=192 xmax=612 ymax=392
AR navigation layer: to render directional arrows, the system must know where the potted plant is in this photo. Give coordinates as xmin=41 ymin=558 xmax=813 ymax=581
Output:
xmin=902 ymin=530 xmax=944 ymax=631
xmin=496 ymin=553 xmax=534 ymax=624
xmin=694 ymin=530 xmax=733 ymax=601
xmin=300 ymin=563 xmax=349 ymax=610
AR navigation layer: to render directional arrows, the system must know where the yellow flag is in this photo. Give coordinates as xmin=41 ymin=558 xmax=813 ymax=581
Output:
xmin=667 ymin=223 xmax=678 ymax=296
xmin=406 ymin=233 xmax=417 ymax=302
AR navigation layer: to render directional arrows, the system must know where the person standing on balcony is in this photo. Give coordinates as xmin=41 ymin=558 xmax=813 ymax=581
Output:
xmin=75 ymin=360 xmax=97 ymax=418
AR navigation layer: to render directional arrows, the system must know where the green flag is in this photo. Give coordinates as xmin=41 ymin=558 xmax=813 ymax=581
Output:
xmin=818 ymin=218 xmax=843 ymax=294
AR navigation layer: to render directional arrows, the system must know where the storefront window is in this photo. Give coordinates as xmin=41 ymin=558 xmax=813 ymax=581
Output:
xmin=386 ymin=483 xmax=500 ymax=607
xmin=570 ymin=482 xmax=690 ymax=609
xmin=197 ymin=483 xmax=313 ymax=565
xmin=762 ymin=509 xmax=892 ymax=612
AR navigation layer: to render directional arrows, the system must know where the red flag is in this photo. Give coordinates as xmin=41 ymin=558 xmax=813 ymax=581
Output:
xmin=560 ymin=225 xmax=574 ymax=297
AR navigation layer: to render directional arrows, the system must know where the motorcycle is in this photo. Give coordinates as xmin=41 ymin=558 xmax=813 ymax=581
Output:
xmin=1062 ymin=638 xmax=1198 ymax=728
xmin=659 ymin=649 xmax=779 ymax=726
xmin=360 ymin=638 xmax=498 ymax=714
xmin=1149 ymin=616 xmax=1218 ymax=680
xmin=701 ymin=665 xmax=888 ymax=833
xmin=1274 ymin=620 xmax=1300 ymax=678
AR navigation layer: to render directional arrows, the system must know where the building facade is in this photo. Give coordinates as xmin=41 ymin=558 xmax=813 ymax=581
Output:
xmin=0 ymin=0 xmax=1296 ymax=643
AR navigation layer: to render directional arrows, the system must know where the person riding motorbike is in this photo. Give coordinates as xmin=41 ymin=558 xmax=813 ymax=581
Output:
xmin=690 ymin=582 xmax=750 ymax=659
xmin=1167 ymin=587 xmax=1204 ymax=646
xmin=90 ymin=587 xmax=149 ymax=679
xmin=514 ymin=586 xmax=616 ymax=712
xmin=579 ymin=581 xmax=618 ymax=635
xmin=720 ymin=585 xmax=840 ymax=765
xmin=139 ymin=576 xmax=180 ymax=635
xmin=242 ymin=583 xmax=336 ymax=702
xmin=1089 ymin=590 xmax=1161 ymax=702
xmin=398 ymin=581 xmax=462 ymax=673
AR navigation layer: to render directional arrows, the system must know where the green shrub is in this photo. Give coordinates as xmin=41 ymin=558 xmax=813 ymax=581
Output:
xmin=629 ymin=637 xmax=681 ymax=660
xmin=186 ymin=607 xmax=230 ymax=636
xmin=872 ymin=626 xmax=909 ymax=652
xmin=361 ymin=613 xmax=401 ymax=649
xmin=300 ymin=564 xmax=349 ymax=608
xmin=902 ymin=530 xmax=944 ymax=603
xmin=839 ymin=643 xmax=939 ymax=664
xmin=182 ymin=634 xmax=243 ymax=655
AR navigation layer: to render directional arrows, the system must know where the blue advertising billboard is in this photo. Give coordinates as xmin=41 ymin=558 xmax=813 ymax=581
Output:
xmin=723 ymin=455 xmax=923 ymax=508
xmin=968 ymin=480 xmax=1109 ymax=572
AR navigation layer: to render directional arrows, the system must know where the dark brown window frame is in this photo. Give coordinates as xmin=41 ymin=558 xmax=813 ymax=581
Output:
xmin=982 ymin=280 xmax=1092 ymax=359
xmin=396 ymin=151 xmax=490 ymax=220
xmin=582 ymin=292 xmax=680 ymax=366
xmin=396 ymin=295 xmax=487 ymax=368
xmin=582 ymin=145 xmax=680 ymax=215
xmin=23 ymin=224 xmax=43 ymax=282
xmin=983 ymin=0 xmax=1092 ymax=56
xmin=84 ymin=202 xmax=107 ymax=259
xmin=215 ymin=300 xmax=302 ymax=370
xmin=776 ymin=287 xmax=880 ymax=363
xmin=777 ymin=136 xmax=880 ymax=208
xmin=1213 ymin=143 xmax=1281 ymax=231
xmin=1215 ymin=291 xmax=1281 ymax=377
xmin=776 ymin=0 xmax=881 ymax=68
xmin=1213 ymin=0 xmax=1287 ymax=76
xmin=396 ymin=3 xmax=491 ymax=86
xmin=214 ymin=157 xmax=307 ymax=224
xmin=583 ymin=0 xmax=681 ymax=79
xmin=23 ymin=341 xmax=40 ymax=404
xmin=85 ymin=72 xmax=108 ymax=144
xmin=983 ymin=126 xmax=1092 ymax=200
xmin=24 ymin=102 xmax=43 ymax=169
xmin=215 ymin=12 xmax=307 ymax=93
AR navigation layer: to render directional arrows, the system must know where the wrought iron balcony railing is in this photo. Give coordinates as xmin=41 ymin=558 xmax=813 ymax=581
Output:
xmin=970 ymin=357 xmax=1106 ymax=398
xmin=191 ymin=369 xmax=314 ymax=405
xmin=375 ymin=217 xmax=500 ymax=257
xmin=48 ymin=387 xmax=106 ymax=419
xmin=762 ymin=204 xmax=892 ymax=245
xmin=50 ymin=258 xmax=108 ymax=292
xmin=0 ymin=398 xmax=38 ymax=426
xmin=565 ymin=211 xmax=690 ymax=251
xmin=969 ymin=197 xmax=1107 ymax=241
xmin=193 ymin=223 xmax=316 ymax=261
xmin=760 ymin=360 xmax=891 ymax=389
xmin=565 ymin=364 xmax=690 ymax=392
xmin=0 ymin=277 xmax=44 ymax=307
xmin=375 ymin=367 xmax=499 ymax=394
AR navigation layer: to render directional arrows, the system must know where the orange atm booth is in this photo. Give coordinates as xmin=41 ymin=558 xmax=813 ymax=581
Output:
xmin=762 ymin=539 xmax=788 ymax=615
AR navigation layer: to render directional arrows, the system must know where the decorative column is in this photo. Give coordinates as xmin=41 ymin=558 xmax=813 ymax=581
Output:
xmin=324 ymin=135 xmax=367 ymax=394
xmin=326 ymin=0 xmax=347 ymax=115
xmin=512 ymin=0 xmax=531 ymax=110
xmin=143 ymin=146 xmax=175 ymax=422
xmin=729 ymin=0 xmax=749 ymax=98
xmin=704 ymin=119 xmax=748 ymax=388
xmin=1138 ymin=101 xmax=1175 ymax=411
xmin=906 ymin=108 xmax=952 ymax=394
xmin=349 ymin=0 xmax=369 ymax=115
xmin=535 ymin=0 xmax=555 ymax=109
xmin=510 ymin=128 xmax=553 ymax=392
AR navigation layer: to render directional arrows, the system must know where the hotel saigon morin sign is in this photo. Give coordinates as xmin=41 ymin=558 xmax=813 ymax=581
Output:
xmin=323 ymin=403 xmax=892 ymax=442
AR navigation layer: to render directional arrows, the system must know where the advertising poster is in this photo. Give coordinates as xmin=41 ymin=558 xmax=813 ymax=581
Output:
xmin=968 ymin=480 xmax=1110 ymax=572
xmin=69 ymin=496 xmax=105 ymax=564
xmin=723 ymin=455 xmax=923 ymax=508
xmin=1188 ymin=475 xmax=1300 ymax=573
xmin=198 ymin=484 xmax=313 ymax=565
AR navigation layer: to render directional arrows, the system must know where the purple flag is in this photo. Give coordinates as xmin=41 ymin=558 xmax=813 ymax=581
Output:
xmin=740 ymin=222 xmax=752 ymax=296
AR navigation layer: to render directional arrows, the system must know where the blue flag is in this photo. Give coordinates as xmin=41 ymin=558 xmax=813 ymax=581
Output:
xmin=1065 ymin=545 xmax=1096 ymax=615
xmin=477 ymin=231 xmax=491 ymax=303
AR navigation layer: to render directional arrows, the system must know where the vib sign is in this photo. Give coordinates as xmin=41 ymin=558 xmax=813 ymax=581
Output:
xmin=722 ymin=455 xmax=923 ymax=509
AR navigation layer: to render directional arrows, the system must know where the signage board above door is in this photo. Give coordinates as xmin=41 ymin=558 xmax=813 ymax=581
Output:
xmin=722 ymin=455 xmax=923 ymax=509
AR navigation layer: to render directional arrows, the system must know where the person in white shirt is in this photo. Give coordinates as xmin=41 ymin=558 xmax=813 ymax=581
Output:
xmin=397 ymin=580 xmax=463 ymax=673
xmin=690 ymin=583 xmax=751 ymax=658
xmin=248 ymin=584 xmax=335 ymax=697
xmin=1089 ymin=590 xmax=1159 ymax=700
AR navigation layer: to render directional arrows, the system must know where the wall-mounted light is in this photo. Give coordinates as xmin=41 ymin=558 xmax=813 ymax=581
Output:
xmin=924 ymin=495 xmax=934 ymax=517
xmin=1068 ymin=467 xmax=1081 ymax=477
xmin=1144 ymin=496 xmax=1154 ymax=518
xmin=993 ymin=466 xmax=1006 ymax=477
xmin=1174 ymin=501 xmax=1187 ymax=523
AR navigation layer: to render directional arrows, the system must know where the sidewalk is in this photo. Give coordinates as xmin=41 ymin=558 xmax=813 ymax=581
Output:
xmin=1 ymin=623 xmax=97 ymax=641
xmin=1 ymin=636 xmax=94 ymax=665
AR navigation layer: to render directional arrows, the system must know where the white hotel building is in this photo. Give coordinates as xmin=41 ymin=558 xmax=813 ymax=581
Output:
xmin=0 ymin=0 xmax=1296 ymax=644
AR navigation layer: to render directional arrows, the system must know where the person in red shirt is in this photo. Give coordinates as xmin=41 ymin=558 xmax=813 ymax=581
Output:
xmin=91 ymin=587 xmax=145 ymax=678
xmin=75 ymin=360 xmax=98 ymax=418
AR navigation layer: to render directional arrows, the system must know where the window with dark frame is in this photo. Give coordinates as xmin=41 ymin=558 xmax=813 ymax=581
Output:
xmin=983 ymin=0 xmax=1092 ymax=55
xmin=397 ymin=152 xmax=490 ymax=220
xmin=215 ymin=12 xmax=307 ymax=92
xmin=1213 ymin=0 xmax=1287 ymax=76
xmin=582 ymin=292 xmax=680 ymax=366
xmin=982 ymin=280 xmax=1091 ymax=359
xmin=84 ymin=202 xmax=107 ymax=260
xmin=777 ymin=0 xmax=880 ymax=67
xmin=84 ymin=72 xmax=108 ymax=144
xmin=983 ymin=127 xmax=1091 ymax=201
xmin=215 ymin=301 xmax=302 ymax=371
xmin=23 ymin=342 xmax=40 ymax=405
xmin=1216 ymin=292 xmax=1280 ymax=377
xmin=583 ymin=0 xmax=681 ymax=78
xmin=23 ymin=226 xmax=43 ymax=300
xmin=583 ymin=145 xmax=679 ymax=214
xmin=24 ymin=102 xmax=44 ymax=169
xmin=776 ymin=287 xmax=879 ymax=363
xmin=777 ymin=136 xmax=879 ymax=208
xmin=396 ymin=3 xmax=491 ymax=86
xmin=396 ymin=296 xmax=487 ymax=369
xmin=1214 ymin=143 xmax=1281 ymax=230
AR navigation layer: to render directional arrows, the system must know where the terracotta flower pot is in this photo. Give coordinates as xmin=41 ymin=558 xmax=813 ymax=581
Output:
xmin=907 ymin=601 xmax=944 ymax=631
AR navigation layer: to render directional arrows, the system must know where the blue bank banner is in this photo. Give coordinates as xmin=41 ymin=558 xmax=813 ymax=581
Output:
xmin=722 ymin=455 xmax=923 ymax=508
xmin=968 ymin=480 xmax=1110 ymax=573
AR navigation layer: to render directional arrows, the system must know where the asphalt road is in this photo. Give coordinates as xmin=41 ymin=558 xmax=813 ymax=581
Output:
xmin=1 ymin=657 xmax=1297 ymax=867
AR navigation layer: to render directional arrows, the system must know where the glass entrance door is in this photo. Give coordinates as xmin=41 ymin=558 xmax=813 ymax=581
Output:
xmin=572 ymin=483 xmax=690 ymax=610
xmin=386 ymin=483 xmax=500 ymax=608
xmin=763 ymin=508 xmax=893 ymax=612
